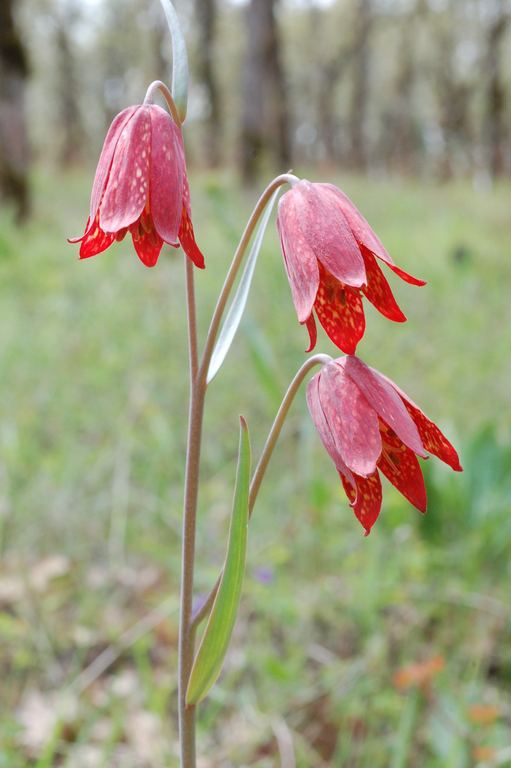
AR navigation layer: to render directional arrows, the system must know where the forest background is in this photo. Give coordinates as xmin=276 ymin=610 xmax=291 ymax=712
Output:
xmin=0 ymin=1 xmax=510 ymax=766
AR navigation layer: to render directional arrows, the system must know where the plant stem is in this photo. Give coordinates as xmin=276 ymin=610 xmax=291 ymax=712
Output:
xmin=198 ymin=172 xmax=298 ymax=386
xmin=178 ymin=175 xmax=299 ymax=765
xmin=191 ymin=353 xmax=332 ymax=631
xmin=143 ymin=79 xmax=182 ymax=127
xmin=179 ymin=258 xmax=202 ymax=767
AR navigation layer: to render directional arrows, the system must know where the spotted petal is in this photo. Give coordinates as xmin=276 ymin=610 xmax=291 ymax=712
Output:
xmin=343 ymin=356 xmax=426 ymax=457
xmin=314 ymin=264 xmax=365 ymax=354
xmin=319 ymin=361 xmax=381 ymax=476
xmin=178 ymin=175 xmax=205 ymax=269
xmin=150 ymin=105 xmax=183 ymax=245
xmin=361 ymin=248 xmax=406 ymax=322
xmin=378 ymin=421 xmax=427 ymax=512
xmin=341 ymin=471 xmax=382 ymax=535
xmin=100 ymin=106 xmax=151 ymax=233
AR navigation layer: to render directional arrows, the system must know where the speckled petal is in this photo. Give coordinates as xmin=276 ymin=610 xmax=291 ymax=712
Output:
xmin=306 ymin=372 xmax=355 ymax=487
xmin=149 ymin=105 xmax=183 ymax=245
xmin=89 ymin=106 xmax=138 ymax=223
xmin=341 ymin=470 xmax=382 ymax=535
xmin=131 ymin=222 xmax=163 ymax=267
xmin=319 ymin=361 xmax=381 ymax=476
xmin=277 ymin=190 xmax=320 ymax=323
xmin=343 ymin=356 xmax=426 ymax=457
xmin=314 ymin=264 xmax=365 ymax=354
xmin=178 ymin=174 xmax=205 ymax=268
xmin=100 ymin=106 xmax=151 ymax=232
xmin=374 ymin=369 xmax=462 ymax=471
xmin=361 ymin=248 xmax=407 ymax=322
xmin=303 ymin=313 xmax=317 ymax=353
xmin=75 ymin=215 xmax=116 ymax=259
xmin=292 ymin=181 xmax=366 ymax=288
xmin=378 ymin=421 xmax=427 ymax=512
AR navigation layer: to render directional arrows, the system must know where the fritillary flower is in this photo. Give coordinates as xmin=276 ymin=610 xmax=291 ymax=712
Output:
xmin=71 ymin=103 xmax=204 ymax=268
xmin=277 ymin=180 xmax=424 ymax=353
xmin=307 ymin=355 xmax=462 ymax=534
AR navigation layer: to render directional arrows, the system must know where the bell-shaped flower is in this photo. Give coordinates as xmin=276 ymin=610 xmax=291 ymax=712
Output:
xmin=277 ymin=180 xmax=424 ymax=353
xmin=307 ymin=355 xmax=462 ymax=534
xmin=71 ymin=104 xmax=204 ymax=268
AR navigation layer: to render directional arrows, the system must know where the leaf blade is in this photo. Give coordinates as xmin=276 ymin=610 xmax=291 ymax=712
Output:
xmin=207 ymin=188 xmax=280 ymax=384
xmin=159 ymin=0 xmax=189 ymax=122
xmin=186 ymin=418 xmax=251 ymax=706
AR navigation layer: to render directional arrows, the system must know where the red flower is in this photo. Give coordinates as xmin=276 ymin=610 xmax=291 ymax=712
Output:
xmin=277 ymin=180 xmax=424 ymax=354
xmin=306 ymin=355 xmax=462 ymax=534
xmin=71 ymin=104 xmax=204 ymax=268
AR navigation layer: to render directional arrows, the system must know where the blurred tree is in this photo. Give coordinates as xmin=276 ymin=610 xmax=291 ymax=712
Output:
xmin=240 ymin=0 xmax=290 ymax=183
xmin=484 ymin=0 xmax=509 ymax=178
xmin=54 ymin=1 xmax=84 ymax=166
xmin=195 ymin=0 xmax=222 ymax=167
xmin=0 ymin=0 xmax=30 ymax=220
xmin=349 ymin=0 xmax=373 ymax=171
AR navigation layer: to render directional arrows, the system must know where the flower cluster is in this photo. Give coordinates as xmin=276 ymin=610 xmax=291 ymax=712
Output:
xmin=73 ymin=94 xmax=460 ymax=534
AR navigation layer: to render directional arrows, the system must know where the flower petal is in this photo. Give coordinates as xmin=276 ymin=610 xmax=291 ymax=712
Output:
xmin=178 ymin=175 xmax=205 ymax=269
xmin=306 ymin=372 xmax=355 ymax=487
xmin=277 ymin=191 xmax=320 ymax=323
xmin=343 ymin=356 xmax=426 ymax=457
xmin=378 ymin=421 xmax=427 ymax=512
xmin=303 ymin=313 xmax=317 ymax=353
xmin=89 ymin=106 xmax=138 ymax=222
xmin=319 ymin=361 xmax=381 ymax=476
xmin=76 ymin=215 xmax=116 ymax=259
xmin=361 ymin=248 xmax=407 ymax=322
xmin=100 ymin=106 xmax=151 ymax=233
xmin=341 ymin=470 xmax=382 ymax=535
xmin=375 ymin=372 xmax=462 ymax=471
xmin=293 ymin=181 xmax=366 ymax=288
xmin=131 ymin=223 xmax=163 ymax=267
xmin=314 ymin=264 xmax=365 ymax=354
xmin=320 ymin=184 xmax=426 ymax=286
xmin=149 ymin=105 xmax=183 ymax=245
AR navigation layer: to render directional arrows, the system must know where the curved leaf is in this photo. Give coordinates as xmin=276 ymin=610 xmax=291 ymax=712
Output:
xmin=186 ymin=418 xmax=251 ymax=706
xmin=207 ymin=188 xmax=281 ymax=384
xmin=159 ymin=0 xmax=189 ymax=122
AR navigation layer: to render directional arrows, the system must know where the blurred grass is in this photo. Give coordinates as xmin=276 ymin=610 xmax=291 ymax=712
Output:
xmin=0 ymin=168 xmax=510 ymax=766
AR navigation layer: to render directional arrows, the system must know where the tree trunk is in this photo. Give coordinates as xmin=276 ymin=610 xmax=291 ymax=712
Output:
xmin=240 ymin=0 xmax=290 ymax=184
xmin=55 ymin=7 xmax=84 ymax=167
xmin=0 ymin=0 xmax=30 ymax=221
xmin=195 ymin=0 xmax=221 ymax=167
xmin=349 ymin=0 xmax=373 ymax=171
xmin=484 ymin=2 xmax=509 ymax=178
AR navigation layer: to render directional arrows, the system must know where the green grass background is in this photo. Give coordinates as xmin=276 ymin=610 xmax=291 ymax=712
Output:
xmin=0 ymin=170 xmax=510 ymax=766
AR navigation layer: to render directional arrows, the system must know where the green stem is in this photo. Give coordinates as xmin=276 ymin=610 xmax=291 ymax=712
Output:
xmin=191 ymin=353 xmax=332 ymax=631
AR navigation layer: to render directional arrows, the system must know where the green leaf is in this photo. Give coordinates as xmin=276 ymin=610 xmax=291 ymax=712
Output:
xmin=207 ymin=188 xmax=280 ymax=384
xmin=159 ymin=0 xmax=189 ymax=122
xmin=186 ymin=418 xmax=251 ymax=706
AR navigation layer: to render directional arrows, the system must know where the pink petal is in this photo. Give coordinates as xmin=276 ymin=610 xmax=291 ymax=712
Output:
xmin=320 ymin=183 xmax=426 ymax=286
xmin=361 ymin=248 xmax=407 ymax=322
xmin=378 ymin=421 xmax=427 ymax=512
xmin=306 ymin=372 xmax=355 ymax=487
xmin=343 ymin=356 xmax=426 ymax=457
xmin=149 ymin=105 xmax=183 ymax=245
xmin=341 ymin=470 xmax=382 ymax=535
xmin=89 ymin=106 xmax=138 ymax=222
xmin=375 ymin=371 xmax=462 ymax=472
xmin=76 ymin=215 xmax=116 ymax=259
xmin=100 ymin=106 xmax=151 ymax=233
xmin=292 ymin=181 xmax=366 ymax=288
xmin=277 ymin=190 xmax=320 ymax=323
xmin=314 ymin=264 xmax=365 ymax=354
xmin=178 ymin=174 xmax=205 ymax=269
xmin=319 ymin=361 xmax=381 ymax=476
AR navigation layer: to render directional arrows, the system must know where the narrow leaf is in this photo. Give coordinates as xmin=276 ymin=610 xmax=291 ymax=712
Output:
xmin=207 ymin=188 xmax=280 ymax=384
xmin=186 ymin=418 xmax=251 ymax=706
xmin=159 ymin=0 xmax=189 ymax=122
